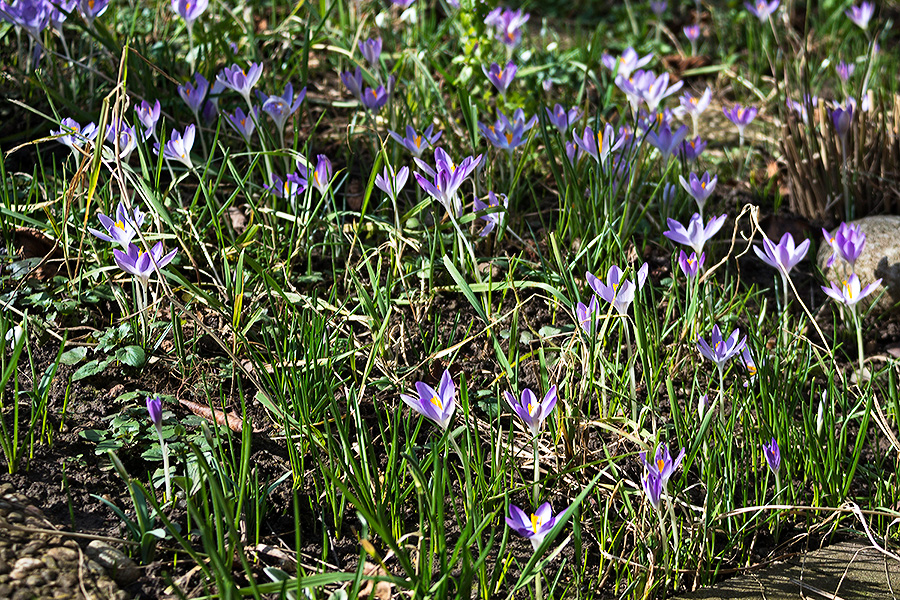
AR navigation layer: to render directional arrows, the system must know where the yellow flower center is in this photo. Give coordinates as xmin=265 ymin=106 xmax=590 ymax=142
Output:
xmin=530 ymin=513 xmax=542 ymax=533
xmin=842 ymin=280 xmax=853 ymax=298
xmin=505 ymin=132 xmax=513 ymax=144
xmin=700 ymin=181 xmax=706 ymax=189
xmin=656 ymin=458 xmax=665 ymax=472
xmin=115 ymin=220 xmax=125 ymax=230
xmin=497 ymin=69 xmax=504 ymax=79
xmin=430 ymin=395 xmax=443 ymax=410
xmin=748 ymin=365 xmax=757 ymax=376
xmin=414 ymin=135 xmax=422 ymax=148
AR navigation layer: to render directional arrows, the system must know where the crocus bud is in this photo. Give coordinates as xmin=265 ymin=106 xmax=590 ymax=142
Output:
xmin=147 ymin=395 xmax=163 ymax=429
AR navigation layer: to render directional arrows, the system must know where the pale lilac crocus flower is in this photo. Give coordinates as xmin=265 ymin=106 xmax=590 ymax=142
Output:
xmin=340 ymin=66 xmax=364 ymax=101
xmin=821 ymin=273 xmax=881 ymax=307
xmin=413 ymin=147 xmax=482 ymax=217
xmin=217 ymin=63 xmax=263 ymax=106
xmin=298 ymin=155 xmax=333 ymax=196
xmin=135 ymin=99 xmax=161 ymax=141
xmin=52 ymin=117 xmax=98 ymax=157
xmin=114 ymin=242 xmax=177 ymax=288
xmin=224 ymin=106 xmax=258 ymax=143
xmin=723 ymin=104 xmax=758 ymax=146
xmin=154 ymin=124 xmax=195 ymax=169
xmin=684 ymin=24 xmax=700 ymax=55
xmin=484 ymin=6 xmax=529 ymax=47
xmin=479 ymin=109 xmax=537 ymax=154
xmin=358 ymin=37 xmax=382 ymax=66
xmin=663 ymin=213 xmax=726 ymax=256
xmin=399 ymin=368 xmax=456 ymax=430
xmin=642 ymin=469 xmax=664 ymax=510
xmin=171 ymin=0 xmax=208 ymax=32
xmin=744 ymin=0 xmax=779 ymax=21
xmin=753 ymin=232 xmax=809 ymax=277
xmin=677 ymin=250 xmax=704 ymax=279
xmin=601 ymin=47 xmax=653 ymax=79
xmin=88 ymin=201 xmax=145 ymax=249
xmin=641 ymin=72 xmax=683 ymax=114
xmin=264 ymin=173 xmax=306 ymax=209
xmin=576 ymin=296 xmax=602 ymax=334
xmin=697 ymin=324 xmax=747 ymax=371
xmin=679 ymin=87 xmax=711 ymax=137
xmin=845 ymin=1 xmax=874 ymax=30
xmin=679 ymin=171 xmax=717 ymax=216
xmin=823 ymin=222 xmax=865 ymax=270
xmin=573 ymin=123 xmax=624 ymax=166
xmin=374 ymin=165 xmax=409 ymax=203
xmin=361 ymin=84 xmax=390 ymax=111
xmin=473 ymin=191 xmax=508 ymax=236
xmin=762 ymin=437 xmax=781 ymax=476
xmin=260 ymin=83 xmax=306 ymax=142
xmin=646 ymin=123 xmax=688 ymax=158
xmin=388 ymin=124 xmax=442 ymax=157
xmin=178 ymin=73 xmax=209 ymax=116
xmin=545 ymin=104 xmax=582 ymax=135
xmin=483 ymin=61 xmax=516 ymax=96
xmin=837 ymin=61 xmax=855 ymax=82
xmin=504 ymin=386 xmax=558 ymax=438
xmin=586 ymin=263 xmax=649 ymax=316
xmin=679 ymin=136 xmax=707 ymax=162
xmin=78 ymin=0 xmax=108 ymax=22
xmin=506 ymin=502 xmax=562 ymax=551
xmin=640 ymin=443 xmax=685 ymax=489
xmin=104 ymin=121 xmax=138 ymax=161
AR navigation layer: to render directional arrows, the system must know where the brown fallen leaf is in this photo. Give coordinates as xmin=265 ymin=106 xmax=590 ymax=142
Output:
xmin=178 ymin=398 xmax=244 ymax=432
xmin=10 ymin=227 xmax=67 ymax=280
xmin=358 ymin=562 xmax=393 ymax=600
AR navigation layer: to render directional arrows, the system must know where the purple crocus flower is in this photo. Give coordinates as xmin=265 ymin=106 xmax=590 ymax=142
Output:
xmin=147 ymin=395 xmax=163 ymax=429
xmin=744 ymin=0 xmax=779 ymax=21
xmin=1 ymin=0 xmax=52 ymax=38
xmin=615 ymin=70 xmax=656 ymax=116
xmin=821 ymin=273 xmax=882 ymax=306
xmin=663 ymin=213 xmax=725 ymax=255
xmin=77 ymin=0 xmax=108 ymax=21
xmin=260 ymin=83 xmax=306 ymax=138
xmin=264 ymin=173 xmax=306 ymax=208
xmin=677 ymin=250 xmax=704 ymax=279
xmin=679 ymin=171 xmax=717 ymax=214
xmin=217 ymin=63 xmax=263 ymax=105
xmin=479 ymin=109 xmax=537 ymax=154
xmin=576 ymin=296 xmax=602 ymax=334
xmin=601 ymin=47 xmax=653 ymax=79
xmin=679 ymin=87 xmax=711 ymax=136
xmin=171 ymin=0 xmax=207 ymax=30
xmin=413 ymin=147 xmax=483 ymax=217
xmin=154 ymin=124 xmax=195 ymax=169
xmin=223 ymin=106 xmax=258 ymax=143
xmin=374 ymin=165 xmax=409 ymax=203
xmin=178 ymin=73 xmax=209 ymax=115
xmin=697 ymin=324 xmax=747 ymax=370
xmin=683 ymin=24 xmax=700 ymax=42
xmin=52 ymin=117 xmax=98 ymax=156
xmin=723 ymin=104 xmax=758 ymax=143
xmin=473 ymin=191 xmax=508 ymax=237
xmin=114 ymin=241 xmax=177 ymax=287
xmin=823 ymin=222 xmax=865 ymax=269
xmin=388 ymin=124 xmax=442 ymax=157
xmin=646 ymin=123 xmax=688 ymax=158
xmin=753 ymin=232 xmax=810 ymax=276
xmin=104 ymin=121 xmax=138 ymax=160
xmin=88 ymin=201 xmax=146 ymax=249
xmin=360 ymin=84 xmax=390 ymax=111
xmin=358 ymin=37 xmax=382 ymax=66
xmin=640 ymin=443 xmax=685 ymax=488
xmin=340 ymin=66 xmax=364 ymax=101
xmin=545 ymin=104 xmax=582 ymax=136
xmin=650 ymin=0 xmax=666 ymax=16
xmin=586 ymin=263 xmax=649 ymax=316
xmin=642 ymin=469 xmax=664 ymax=510
xmin=134 ymin=99 xmax=161 ymax=141
xmin=762 ymin=437 xmax=781 ymax=476
xmin=399 ymin=368 xmax=456 ymax=430
xmin=679 ymin=136 xmax=707 ymax=161
xmin=573 ymin=123 xmax=624 ymax=166
xmin=845 ymin=1 xmax=874 ymax=30
xmin=504 ymin=386 xmax=558 ymax=438
xmin=741 ymin=347 xmax=759 ymax=383
xmin=484 ymin=6 xmax=529 ymax=48
xmin=640 ymin=72 xmax=683 ymax=114
xmin=483 ymin=61 xmax=517 ymax=96
xmin=298 ymin=155 xmax=332 ymax=196
xmin=837 ymin=61 xmax=855 ymax=82
xmin=831 ymin=105 xmax=853 ymax=139
xmin=506 ymin=502 xmax=562 ymax=551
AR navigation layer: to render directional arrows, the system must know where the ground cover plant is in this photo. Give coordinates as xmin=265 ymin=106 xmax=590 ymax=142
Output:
xmin=1 ymin=0 xmax=900 ymax=597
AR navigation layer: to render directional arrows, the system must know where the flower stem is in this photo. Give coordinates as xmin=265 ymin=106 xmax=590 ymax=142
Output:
xmin=155 ymin=425 xmax=172 ymax=504
xmin=448 ymin=433 xmax=474 ymax=517
xmin=625 ymin=323 xmax=637 ymax=425
xmin=717 ymin=365 xmax=725 ymax=429
xmin=853 ymin=304 xmax=865 ymax=377
xmin=532 ymin=437 xmax=540 ymax=508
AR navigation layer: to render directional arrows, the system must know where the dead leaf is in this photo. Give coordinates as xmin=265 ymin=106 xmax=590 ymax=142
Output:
xmin=227 ymin=206 xmax=248 ymax=234
xmin=178 ymin=398 xmax=244 ymax=432
xmin=358 ymin=562 xmax=392 ymax=600
xmin=9 ymin=227 xmax=67 ymax=279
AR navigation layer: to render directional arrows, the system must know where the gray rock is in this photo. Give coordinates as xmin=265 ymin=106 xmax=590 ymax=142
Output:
xmin=817 ymin=215 xmax=900 ymax=313
xmin=86 ymin=540 xmax=140 ymax=586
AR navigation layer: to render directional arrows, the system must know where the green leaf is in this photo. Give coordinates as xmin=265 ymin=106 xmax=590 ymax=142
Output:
xmin=59 ymin=347 xmax=88 ymax=365
xmin=116 ymin=345 xmax=146 ymax=368
xmin=72 ymin=357 xmax=113 ymax=381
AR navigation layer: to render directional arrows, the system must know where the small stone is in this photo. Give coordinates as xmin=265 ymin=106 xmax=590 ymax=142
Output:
xmin=86 ymin=541 xmax=139 ymax=586
xmin=0 ymin=585 xmax=10 ymax=598
xmin=6 ymin=512 xmax=23 ymax=524
xmin=818 ymin=215 xmax=900 ymax=314
xmin=44 ymin=547 xmax=77 ymax=563
xmin=21 ymin=540 xmax=45 ymax=555
xmin=41 ymin=556 xmax=57 ymax=570
xmin=24 ymin=574 xmax=42 ymax=587
xmin=9 ymin=557 xmax=42 ymax=579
